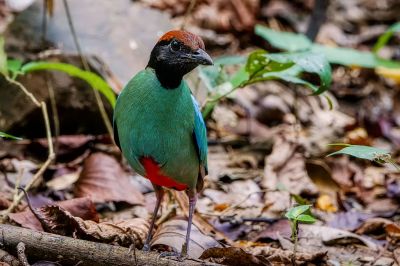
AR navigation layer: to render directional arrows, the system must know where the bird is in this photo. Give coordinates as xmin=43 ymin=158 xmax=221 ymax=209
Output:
xmin=113 ymin=30 xmax=212 ymax=258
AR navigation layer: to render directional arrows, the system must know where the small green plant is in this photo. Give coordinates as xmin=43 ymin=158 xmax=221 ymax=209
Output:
xmin=255 ymin=24 xmax=400 ymax=69
xmin=328 ymin=144 xmax=400 ymax=171
xmin=7 ymin=60 xmax=116 ymax=108
xmin=373 ymin=22 xmax=400 ymax=53
xmin=285 ymin=205 xmax=316 ymax=263
xmin=0 ymin=131 xmax=21 ymax=140
xmin=200 ymin=48 xmax=332 ymax=117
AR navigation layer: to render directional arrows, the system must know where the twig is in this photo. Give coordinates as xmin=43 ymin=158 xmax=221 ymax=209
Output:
xmin=12 ymin=169 xmax=24 ymax=203
xmin=0 ymin=224 xmax=219 ymax=266
xmin=305 ymin=0 xmax=329 ymax=41
xmin=62 ymin=0 xmax=114 ymax=138
xmin=16 ymin=243 xmax=30 ymax=266
xmin=0 ymin=78 xmax=55 ymax=223
xmin=45 ymin=74 xmax=60 ymax=155
xmin=181 ymin=0 xmax=197 ymax=30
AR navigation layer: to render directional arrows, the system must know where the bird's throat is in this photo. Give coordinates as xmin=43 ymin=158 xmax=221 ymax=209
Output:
xmin=153 ymin=67 xmax=183 ymax=89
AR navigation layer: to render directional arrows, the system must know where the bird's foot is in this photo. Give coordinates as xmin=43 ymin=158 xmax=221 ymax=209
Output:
xmin=158 ymin=251 xmax=186 ymax=261
xmin=142 ymin=243 xmax=151 ymax=252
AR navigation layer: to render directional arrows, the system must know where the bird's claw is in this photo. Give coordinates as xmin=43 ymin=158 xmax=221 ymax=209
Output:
xmin=142 ymin=243 xmax=151 ymax=252
xmin=158 ymin=251 xmax=187 ymax=261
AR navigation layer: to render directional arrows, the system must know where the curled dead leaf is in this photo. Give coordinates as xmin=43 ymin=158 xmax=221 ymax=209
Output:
xmin=9 ymin=197 xmax=99 ymax=231
xmin=26 ymin=204 xmax=149 ymax=248
xmin=151 ymin=217 xmax=221 ymax=259
xmin=74 ymin=153 xmax=144 ymax=205
xmin=385 ymin=223 xmax=400 ymax=244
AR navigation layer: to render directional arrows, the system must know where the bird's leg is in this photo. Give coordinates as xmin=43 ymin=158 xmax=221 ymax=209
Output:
xmin=180 ymin=188 xmax=197 ymax=259
xmin=142 ymin=184 xmax=164 ymax=251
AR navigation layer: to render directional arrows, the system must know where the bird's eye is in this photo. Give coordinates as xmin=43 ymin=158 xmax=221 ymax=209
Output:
xmin=170 ymin=40 xmax=181 ymax=52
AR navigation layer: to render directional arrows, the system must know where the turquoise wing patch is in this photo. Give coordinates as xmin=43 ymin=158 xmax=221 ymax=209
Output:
xmin=191 ymin=95 xmax=208 ymax=173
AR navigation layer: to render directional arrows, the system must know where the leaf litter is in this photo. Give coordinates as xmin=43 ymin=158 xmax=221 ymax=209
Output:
xmin=1 ymin=0 xmax=400 ymax=265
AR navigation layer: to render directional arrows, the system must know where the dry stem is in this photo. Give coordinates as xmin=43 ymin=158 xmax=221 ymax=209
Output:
xmin=62 ymin=0 xmax=114 ymax=137
xmin=0 ymin=78 xmax=55 ymax=223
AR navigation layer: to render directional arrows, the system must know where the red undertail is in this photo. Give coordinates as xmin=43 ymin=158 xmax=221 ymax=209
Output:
xmin=140 ymin=157 xmax=188 ymax=191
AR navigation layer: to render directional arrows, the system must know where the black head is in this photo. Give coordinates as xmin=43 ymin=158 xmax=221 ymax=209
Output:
xmin=147 ymin=30 xmax=213 ymax=89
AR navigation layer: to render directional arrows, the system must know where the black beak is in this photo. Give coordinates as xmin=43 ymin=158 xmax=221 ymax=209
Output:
xmin=191 ymin=48 xmax=213 ymax=65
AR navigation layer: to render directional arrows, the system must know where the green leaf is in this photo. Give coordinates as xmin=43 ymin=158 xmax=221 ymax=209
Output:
xmin=328 ymin=144 xmax=390 ymax=161
xmin=297 ymin=214 xmax=317 ymax=223
xmin=214 ymin=55 xmax=246 ymax=66
xmin=21 ymin=62 xmax=116 ymax=107
xmin=7 ymin=59 xmax=23 ymax=79
xmin=255 ymin=25 xmax=312 ymax=52
xmin=311 ymin=44 xmax=400 ymax=69
xmin=285 ymin=205 xmax=311 ymax=220
xmin=256 ymin=25 xmax=400 ymax=69
xmin=244 ymin=50 xmax=332 ymax=94
xmin=291 ymin=194 xmax=310 ymax=205
xmin=373 ymin=22 xmax=400 ymax=53
xmin=0 ymin=131 xmax=22 ymax=140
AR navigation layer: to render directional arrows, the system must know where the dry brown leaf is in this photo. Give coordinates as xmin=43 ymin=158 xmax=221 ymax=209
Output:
xmin=74 ymin=153 xmax=144 ymax=205
xmin=46 ymin=171 xmax=80 ymax=191
xmin=263 ymin=137 xmax=317 ymax=196
xmin=385 ymin=223 xmax=400 ymax=244
xmin=142 ymin=0 xmax=260 ymax=32
xmin=294 ymin=224 xmax=378 ymax=251
xmin=394 ymin=247 xmax=400 ymax=265
xmin=251 ymin=219 xmax=291 ymax=242
xmin=356 ymin=217 xmax=393 ymax=235
xmin=9 ymin=197 xmax=99 ymax=231
xmin=200 ymin=247 xmax=269 ymax=266
xmin=26 ymin=204 xmax=148 ymax=248
xmin=151 ymin=217 xmax=221 ymax=258
xmin=328 ymin=211 xmax=375 ymax=232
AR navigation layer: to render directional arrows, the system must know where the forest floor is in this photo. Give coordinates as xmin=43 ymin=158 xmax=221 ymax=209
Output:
xmin=0 ymin=0 xmax=400 ymax=265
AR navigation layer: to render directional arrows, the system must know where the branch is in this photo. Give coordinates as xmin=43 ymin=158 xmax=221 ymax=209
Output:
xmin=0 ymin=225 xmax=219 ymax=266
xmin=305 ymin=0 xmax=329 ymax=41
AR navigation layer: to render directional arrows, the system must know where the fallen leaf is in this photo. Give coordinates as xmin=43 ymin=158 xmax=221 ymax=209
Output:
xmin=200 ymin=247 xmax=269 ymax=266
xmin=316 ymin=194 xmax=338 ymax=212
xmin=385 ymin=223 xmax=400 ymax=243
xmin=262 ymin=136 xmax=318 ymax=196
xmin=356 ymin=217 xmax=393 ymax=235
xmin=46 ymin=171 xmax=80 ymax=191
xmin=301 ymin=224 xmax=378 ymax=251
xmin=9 ymin=197 xmax=99 ymax=231
xmin=74 ymin=153 xmax=144 ymax=205
xmin=151 ymin=217 xmax=221 ymax=258
xmin=34 ymin=204 xmax=149 ymax=247
xmin=328 ymin=211 xmax=375 ymax=231
xmin=394 ymin=247 xmax=400 ymax=265
xmin=251 ymin=219 xmax=291 ymax=242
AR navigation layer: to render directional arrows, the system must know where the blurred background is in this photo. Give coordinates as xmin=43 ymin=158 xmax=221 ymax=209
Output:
xmin=0 ymin=0 xmax=400 ymax=265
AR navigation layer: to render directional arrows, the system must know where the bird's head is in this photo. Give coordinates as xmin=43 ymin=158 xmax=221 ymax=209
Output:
xmin=147 ymin=30 xmax=213 ymax=89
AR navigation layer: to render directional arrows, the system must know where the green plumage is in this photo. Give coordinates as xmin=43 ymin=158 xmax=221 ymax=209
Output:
xmin=114 ymin=68 xmax=200 ymax=189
